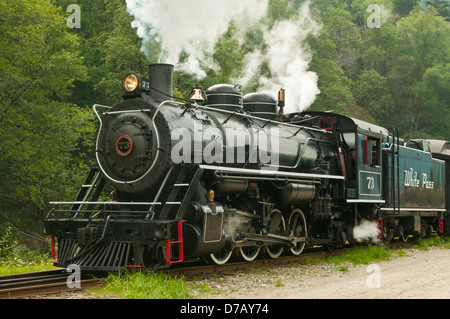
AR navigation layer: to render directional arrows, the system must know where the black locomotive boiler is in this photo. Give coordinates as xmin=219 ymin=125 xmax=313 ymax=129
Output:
xmin=44 ymin=64 xmax=450 ymax=270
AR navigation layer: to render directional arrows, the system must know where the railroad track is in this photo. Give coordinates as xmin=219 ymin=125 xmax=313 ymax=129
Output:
xmin=167 ymin=246 xmax=353 ymax=277
xmin=166 ymin=240 xmax=417 ymax=277
xmin=0 ymin=245 xmax=355 ymax=299
xmin=0 ymin=269 xmax=102 ymax=299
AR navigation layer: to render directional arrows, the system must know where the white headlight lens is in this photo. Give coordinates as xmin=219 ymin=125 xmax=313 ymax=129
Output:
xmin=123 ymin=74 xmax=140 ymax=93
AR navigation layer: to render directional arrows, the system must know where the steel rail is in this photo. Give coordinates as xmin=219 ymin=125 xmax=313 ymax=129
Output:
xmin=0 ymin=270 xmax=104 ymax=299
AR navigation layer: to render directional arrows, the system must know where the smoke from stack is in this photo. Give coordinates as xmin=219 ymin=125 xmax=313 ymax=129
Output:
xmin=125 ymin=0 xmax=322 ymax=112
xmin=125 ymin=0 xmax=268 ymax=78
xmin=237 ymin=1 xmax=322 ymax=113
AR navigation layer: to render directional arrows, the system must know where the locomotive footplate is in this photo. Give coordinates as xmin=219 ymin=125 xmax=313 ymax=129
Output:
xmin=45 ymin=212 xmax=183 ymax=270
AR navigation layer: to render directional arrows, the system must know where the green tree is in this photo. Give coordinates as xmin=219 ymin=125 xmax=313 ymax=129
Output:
xmin=266 ymin=0 xmax=298 ymax=26
xmin=360 ymin=23 xmax=397 ymax=77
xmin=352 ymin=69 xmax=394 ymax=121
xmin=307 ymin=31 xmax=354 ymax=115
xmin=425 ymin=0 xmax=450 ymax=21
xmin=0 ymin=0 xmax=92 ymax=230
xmin=212 ymin=24 xmax=245 ymax=82
xmin=95 ymin=0 xmax=149 ymax=104
xmin=386 ymin=7 xmax=450 ymax=138
xmin=393 ymin=0 xmax=417 ymax=16
xmin=417 ymin=63 xmax=450 ymax=138
xmin=306 ymin=2 xmax=360 ymax=116
xmin=53 ymin=0 xmax=149 ymax=107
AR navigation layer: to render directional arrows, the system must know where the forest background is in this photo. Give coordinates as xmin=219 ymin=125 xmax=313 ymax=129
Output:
xmin=0 ymin=0 xmax=448 ymax=234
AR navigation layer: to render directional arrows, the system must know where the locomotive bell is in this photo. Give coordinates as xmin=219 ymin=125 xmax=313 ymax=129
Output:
xmin=190 ymin=87 xmax=205 ymax=103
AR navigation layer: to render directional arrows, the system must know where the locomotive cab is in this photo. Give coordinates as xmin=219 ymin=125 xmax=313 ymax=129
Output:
xmin=296 ymin=112 xmax=386 ymax=204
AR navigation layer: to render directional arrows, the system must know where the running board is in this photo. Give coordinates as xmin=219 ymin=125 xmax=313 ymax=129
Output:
xmin=242 ymin=232 xmax=306 ymax=245
xmin=199 ymin=165 xmax=344 ymax=181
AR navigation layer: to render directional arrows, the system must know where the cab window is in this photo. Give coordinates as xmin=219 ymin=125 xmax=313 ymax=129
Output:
xmin=365 ymin=136 xmax=381 ymax=166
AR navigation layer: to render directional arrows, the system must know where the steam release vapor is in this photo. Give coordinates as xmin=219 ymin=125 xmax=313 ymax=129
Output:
xmin=125 ymin=0 xmax=322 ymax=113
xmin=353 ymin=220 xmax=381 ymax=243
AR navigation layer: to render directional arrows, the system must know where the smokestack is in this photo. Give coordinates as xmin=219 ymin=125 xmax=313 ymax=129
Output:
xmin=148 ymin=63 xmax=174 ymax=103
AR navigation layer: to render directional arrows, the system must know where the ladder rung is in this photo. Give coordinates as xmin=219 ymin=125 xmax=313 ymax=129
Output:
xmin=82 ymin=185 xmax=93 ymax=188
xmin=166 ymin=202 xmax=182 ymax=205
xmin=174 ymin=183 xmax=189 ymax=187
xmin=166 ymin=221 xmax=185 ymax=264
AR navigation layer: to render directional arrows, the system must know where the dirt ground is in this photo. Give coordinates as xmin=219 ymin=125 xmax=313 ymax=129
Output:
xmin=211 ymin=247 xmax=450 ymax=299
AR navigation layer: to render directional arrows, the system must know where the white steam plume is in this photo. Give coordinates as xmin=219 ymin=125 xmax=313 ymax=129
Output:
xmin=237 ymin=1 xmax=322 ymax=113
xmin=125 ymin=0 xmax=268 ymax=78
xmin=125 ymin=0 xmax=322 ymax=112
xmin=353 ymin=220 xmax=381 ymax=243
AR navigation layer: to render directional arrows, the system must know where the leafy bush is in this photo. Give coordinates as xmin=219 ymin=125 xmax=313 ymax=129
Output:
xmin=0 ymin=227 xmax=53 ymax=275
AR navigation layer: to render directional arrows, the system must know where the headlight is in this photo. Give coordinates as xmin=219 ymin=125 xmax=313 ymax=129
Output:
xmin=122 ymin=73 xmax=141 ymax=93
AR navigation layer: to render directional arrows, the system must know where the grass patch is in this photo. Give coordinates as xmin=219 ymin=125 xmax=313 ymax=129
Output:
xmin=304 ymin=236 xmax=450 ymax=272
xmin=97 ymin=271 xmax=194 ymax=299
xmin=305 ymin=245 xmax=405 ymax=271
xmin=328 ymin=246 xmax=399 ymax=265
xmin=414 ymin=235 xmax=450 ymax=250
xmin=0 ymin=261 xmax=54 ymax=276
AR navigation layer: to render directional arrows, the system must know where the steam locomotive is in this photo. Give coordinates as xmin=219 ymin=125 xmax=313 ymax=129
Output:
xmin=44 ymin=64 xmax=450 ymax=270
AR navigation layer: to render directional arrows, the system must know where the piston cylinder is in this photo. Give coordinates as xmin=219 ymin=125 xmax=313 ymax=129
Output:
xmin=212 ymin=179 xmax=249 ymax=194
xmin=282 ymin=183 xmax=316 ymax=204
